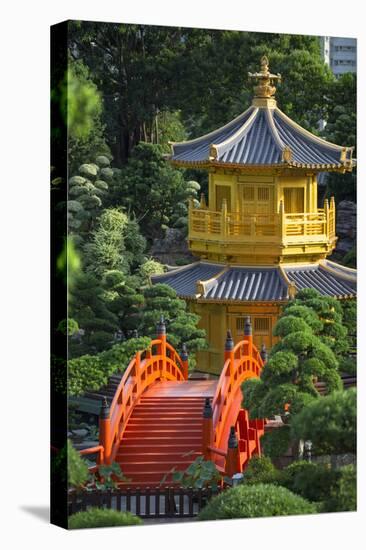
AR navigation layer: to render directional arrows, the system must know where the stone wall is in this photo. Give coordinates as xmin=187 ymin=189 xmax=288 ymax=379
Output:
xmin=150 ymin=228 xmax=196 ymax=265
xmin=336 ymin=200 xmax=356 ymax=254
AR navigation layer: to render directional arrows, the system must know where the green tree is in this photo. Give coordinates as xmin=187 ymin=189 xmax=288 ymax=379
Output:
xmin=323 ymin=73 xmax=356 ymax=204
xmin=291 ymin=389 xmax=356 ymax=456
xmin=68 ymin=22 xmax=187 ymax=164
xmin=280 ymin=288 xmax=349 ymax=357
xmin=102 ymin=271 xmax=144 ymax=337
xmin=139 ymin=258 xmax=165 ymax=284
xmin=68 ymin=271 xmax=118 ymax=357
xmin=82 ymin=208 xmax=130 ymax=276
xmin=108 ymin=143 xmax=194 ymax=240
xmin=176 ymin=31 xmax=332 ymax=137
xmin=64 ymin=58 xmax=110 ymax=172
xmin=139 ymin=283 xmax=207 ymax=369
xmin=155 ymin=110 xmax=187 ymax=152
xmin=82 ymin=207 xmax=147 ymax=276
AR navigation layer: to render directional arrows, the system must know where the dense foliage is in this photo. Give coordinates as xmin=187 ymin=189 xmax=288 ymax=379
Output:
xmin=68 ymin=508 xmax=142 ymax=529
xmin=291 ymin=389 xmax=356 ymax=455
xmin=324 ymin=73 xmax=356 ymax=203
xmin=281 ymin=461 xmax=338 ymax=503
xmin=107 ymin=143 xmax=199 ymax=240
xmin=139 ymin=284 xmax=207 ymax=369
xmin=321 ymin=464 xmax=357 ymax=513
xmin=241 ymin=457 xmax=356 ymax=513
xmin=198 ymin=483 xmax=316 ymax=520
xmin=68 ymin=337 xmax=151 ymax=396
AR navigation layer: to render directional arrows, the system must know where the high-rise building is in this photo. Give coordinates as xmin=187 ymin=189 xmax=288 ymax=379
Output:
xmin=320 ymin=36 xmax=357 ymax=78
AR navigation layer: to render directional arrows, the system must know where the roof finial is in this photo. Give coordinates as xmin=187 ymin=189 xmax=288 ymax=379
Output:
xmin=248 ymin=56 xmax=281 ymax=101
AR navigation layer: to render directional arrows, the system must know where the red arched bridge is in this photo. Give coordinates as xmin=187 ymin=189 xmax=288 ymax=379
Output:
xmin=81 ymin=317 xmax=266 ymax=486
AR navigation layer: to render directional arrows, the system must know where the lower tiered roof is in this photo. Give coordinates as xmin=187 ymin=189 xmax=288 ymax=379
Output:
xmin=151 ymin=260 xmax=356 ymax=302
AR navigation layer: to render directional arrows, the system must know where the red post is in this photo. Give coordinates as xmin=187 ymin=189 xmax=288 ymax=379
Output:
xmin=99 ymin=397 xmax=111 ymax=465
xmin=181 ymin=343 xmax=189 ymax=380
xmin=225 ymin=426 xmax=241 ymax=477
xmin=202 ymin=398 xmax=214 ymax=460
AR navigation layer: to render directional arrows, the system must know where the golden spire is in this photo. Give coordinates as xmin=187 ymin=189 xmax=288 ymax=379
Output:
xmin=248 ymin=56 xmax=281 ymax=101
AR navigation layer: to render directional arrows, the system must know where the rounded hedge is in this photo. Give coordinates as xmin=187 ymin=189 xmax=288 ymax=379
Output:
xmin=79 ymin=163 xmax=98 ymax=178
xmin=243 ymin=456 xmax=280 ymax=485
xmin=68 ymin=508 xmax=142 ymax=529
xmin=96 ymin=155 xmax=111 ymax=167
xmin=198 ymin=483 xmax=316 ymax=521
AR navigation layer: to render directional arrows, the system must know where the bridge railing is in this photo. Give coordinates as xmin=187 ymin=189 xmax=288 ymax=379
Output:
xmin=202 ymin=317 xmax=265 ymax=476
xmin=80 ymin=317 xmax=189 ymax=465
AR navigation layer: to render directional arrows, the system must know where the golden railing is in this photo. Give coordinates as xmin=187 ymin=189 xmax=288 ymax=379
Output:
xmin=189 ymin=198 xmax=336 ymax=244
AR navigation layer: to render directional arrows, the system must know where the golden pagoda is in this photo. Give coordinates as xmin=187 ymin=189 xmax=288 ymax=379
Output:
xmin=152 ymin=57 xmax=357 ymax=375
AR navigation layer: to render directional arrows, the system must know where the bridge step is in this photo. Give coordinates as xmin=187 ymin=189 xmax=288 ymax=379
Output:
xmin=133 ymin=406 xmax=204 ymax=413
xmin=122 ymin=434 xmax=202 ymax=444
xmin=126 ymin=421 xmax=203 ymax=430
xmin=117 ymin=452 xmax=200 ymax=462
xmin=114 ymin=392 xmax=207 ymax=485
xmin=117 ymin=460 xmax=195 ymax=474
xmin=116 ymin=443 xmax=200 ymax=453
xmin=124 ymin=428 xmax=202 ymax=435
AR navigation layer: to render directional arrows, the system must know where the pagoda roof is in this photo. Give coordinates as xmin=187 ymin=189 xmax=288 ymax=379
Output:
xmin=151 ymin=260 xmax=356 ymax=302
xmin=169 ymin=57 xmax=355 ymax=172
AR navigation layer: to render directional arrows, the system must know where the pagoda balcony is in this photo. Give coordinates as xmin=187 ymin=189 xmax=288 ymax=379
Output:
xmin=188 ymin=198 xmax=336 ymax=264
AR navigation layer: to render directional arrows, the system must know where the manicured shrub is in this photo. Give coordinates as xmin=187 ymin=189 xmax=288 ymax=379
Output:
xmin=198 ymin=483 xmax=316 ymax=520
xmin=243 ymin=455 xmax=281 ymax=485
xmin=281 ymin=460 xmax=337 ymax=502
xmin=68 ymin=507 xmax=142 ymax=529
xmin=322 ymin=465 xmax=356 ymax=512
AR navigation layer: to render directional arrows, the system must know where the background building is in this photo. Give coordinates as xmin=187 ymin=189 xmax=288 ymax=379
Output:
xmin=320 ymin=36 xmax=357 ymax=78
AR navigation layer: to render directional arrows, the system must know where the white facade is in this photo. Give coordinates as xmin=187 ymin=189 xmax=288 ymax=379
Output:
xmin=320 ymin=36 xmax=357 ymax=78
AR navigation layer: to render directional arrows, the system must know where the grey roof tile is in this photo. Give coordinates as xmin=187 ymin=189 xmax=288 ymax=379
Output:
xmin=285 ymin=265 xmax=356 ymax=297
xmin=152 ymin=262 xmax=356 ymax=301
xmin=204 ymin=267 xmax=288 ymax=301
xmin=170 ymin=105 xmax=349 ymax=168
xmin=151 ymin=263 xmax=222 ymax=297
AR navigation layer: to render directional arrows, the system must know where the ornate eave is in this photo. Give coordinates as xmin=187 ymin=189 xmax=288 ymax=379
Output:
xmin=170 ymin=159 xmax=353 ymax=174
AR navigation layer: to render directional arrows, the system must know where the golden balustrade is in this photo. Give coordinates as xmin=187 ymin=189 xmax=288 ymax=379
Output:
xmin=188 ymin=198 xmax=336 ymax=245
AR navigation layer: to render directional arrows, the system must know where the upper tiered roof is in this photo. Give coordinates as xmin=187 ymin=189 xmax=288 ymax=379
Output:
xmin=169 ymin=57 xmax=355 ymax=172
